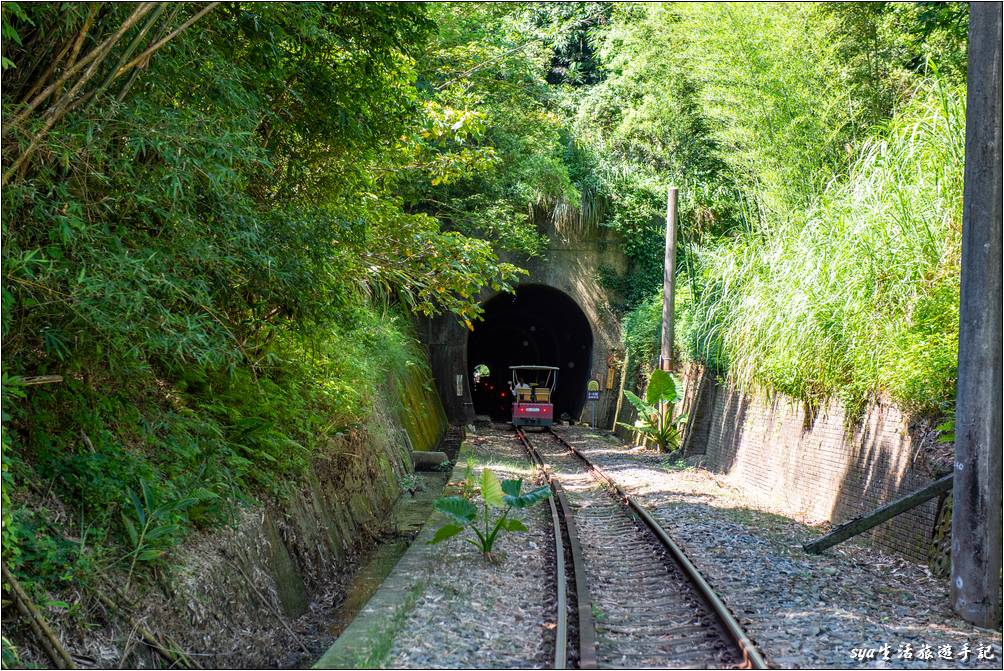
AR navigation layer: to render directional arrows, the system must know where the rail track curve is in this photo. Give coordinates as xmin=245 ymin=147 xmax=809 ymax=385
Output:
xmin=514 ymin=425 xmax=766 ymax=670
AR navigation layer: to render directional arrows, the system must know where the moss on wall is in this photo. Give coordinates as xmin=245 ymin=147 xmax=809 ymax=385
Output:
xmin=397 ymin=362 xmax=448 ymax=454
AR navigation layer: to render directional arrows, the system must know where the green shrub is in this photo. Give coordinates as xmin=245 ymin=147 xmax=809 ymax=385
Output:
xmin=685 ymin=80 xmax=963 ymax=414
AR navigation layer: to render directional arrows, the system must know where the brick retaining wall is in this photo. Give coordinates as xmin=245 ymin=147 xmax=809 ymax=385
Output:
xmin=678 ymin=363 xmax=945 ymax=563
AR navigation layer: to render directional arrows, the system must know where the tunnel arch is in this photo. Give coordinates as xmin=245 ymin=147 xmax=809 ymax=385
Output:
xmin=467 ymin=284 xmax=594 ymax=420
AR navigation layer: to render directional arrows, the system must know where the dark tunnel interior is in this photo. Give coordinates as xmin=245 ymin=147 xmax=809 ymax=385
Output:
xmin=467 ymin=285 xmax=593 ymax=421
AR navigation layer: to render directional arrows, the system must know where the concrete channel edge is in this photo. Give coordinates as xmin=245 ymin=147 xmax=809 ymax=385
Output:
xmin=313 ymin=457 xmax=468 ymax=669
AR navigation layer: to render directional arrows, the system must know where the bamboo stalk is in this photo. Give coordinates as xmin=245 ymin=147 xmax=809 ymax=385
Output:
xmin=82 ymin=3 xmax=167 ymax=106
xmin=113 ymin=2 xmax=220 ymax=78
xmin=18 ymin=3 xmax=99 ymax=105
xmin=2 ymin=5 xmax=156 ymax=185
xmin=22 ymin=375 xmax=64 ymax=386
xmin=117 ymin=4 xmax=183 ymax=102
xmin=1 ymin=564 xmax=76 ymax=669
xmin=8 ymin=3 xmax=155 ymax=130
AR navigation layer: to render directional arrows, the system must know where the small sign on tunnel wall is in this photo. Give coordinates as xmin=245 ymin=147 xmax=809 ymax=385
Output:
xmin=587 ymin=378 xmax=600 ymax=426
xmin=456 ymin=374 xmax=464 ymax=397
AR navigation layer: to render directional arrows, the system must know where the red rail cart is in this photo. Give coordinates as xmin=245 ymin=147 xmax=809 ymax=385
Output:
xmin=510 ymin=365 xmax=559 ymax=427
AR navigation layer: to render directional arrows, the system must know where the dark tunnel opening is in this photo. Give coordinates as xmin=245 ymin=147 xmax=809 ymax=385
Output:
xmin=468 ymin=285 xmax=593 ymax=421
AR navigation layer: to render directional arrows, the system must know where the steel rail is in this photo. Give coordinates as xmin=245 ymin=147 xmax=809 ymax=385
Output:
xmin=546 ymin=427 xmax=768 ymax=670
xmin=515 ymin=427 xmax=598 ymax=670
xmin=534 ymin=434 xmax=568 ymax=669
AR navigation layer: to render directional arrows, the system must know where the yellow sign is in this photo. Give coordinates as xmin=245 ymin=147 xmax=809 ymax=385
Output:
xmin=587 ymin=379 xmax=600 ymax=392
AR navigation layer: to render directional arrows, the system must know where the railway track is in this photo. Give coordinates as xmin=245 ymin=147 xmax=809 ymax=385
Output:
xmin=514 ymin=425 xmax=766 ymax=670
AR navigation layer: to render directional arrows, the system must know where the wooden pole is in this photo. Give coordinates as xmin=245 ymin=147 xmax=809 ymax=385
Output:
xmin=804 ymin=475 xmax=953 ymax=554
xmin=658 ymin=186 xmax=679 ymax=440
xmin=952 ymin=1 xmax=1003 ymax=629
xmin=660 ymin=186 xmax=679 ymax=373
xmin=611 ymin=349 xmax=629 ymax=431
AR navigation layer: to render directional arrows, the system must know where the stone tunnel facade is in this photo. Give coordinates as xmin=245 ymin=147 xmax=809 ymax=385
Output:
xmin=421 ymin=218 xmax=627 ymax=427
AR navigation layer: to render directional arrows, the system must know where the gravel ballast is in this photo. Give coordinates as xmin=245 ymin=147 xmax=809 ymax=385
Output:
xmin=384 ymin=428 xmax=556 ymax=669
xmin=554 ymin=426 xmax=1002 ymax=669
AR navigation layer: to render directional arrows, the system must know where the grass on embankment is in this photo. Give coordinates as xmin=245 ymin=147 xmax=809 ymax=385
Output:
xmin=1 ymin=306 xmax=429 ymax=603
xmin=626 ymin=80 xmax=964 ymax=417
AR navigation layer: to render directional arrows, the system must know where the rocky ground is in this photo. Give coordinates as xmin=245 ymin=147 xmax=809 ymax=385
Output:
xmin=384 ymin=428 xmax=556 ymax=669
xmin=555 ymin=425 xmax=1002 ymax=670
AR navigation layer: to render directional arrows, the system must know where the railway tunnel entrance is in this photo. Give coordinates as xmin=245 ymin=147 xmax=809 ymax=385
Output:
xmin=468 ymin=284 xmax=593 ymax=421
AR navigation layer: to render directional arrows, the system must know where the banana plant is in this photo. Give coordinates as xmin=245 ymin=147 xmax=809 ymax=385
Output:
xmin=429 ymin=467 xmax=550 ymax=557
xmin=618 ymin=369 xmax=688 ymax=453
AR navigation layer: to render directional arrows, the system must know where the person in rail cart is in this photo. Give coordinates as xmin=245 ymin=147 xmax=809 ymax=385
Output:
xmin=510 ymin=365 xmax=558 ymax=428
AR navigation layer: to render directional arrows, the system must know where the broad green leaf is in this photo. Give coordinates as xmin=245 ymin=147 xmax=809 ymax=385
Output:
xmin=480 ymin=468 xmax=504 ymax=508
xmin=433 ymin=496 xmax=477 ymax=524
xmin=505 ymin=485 xmax=551 ymax=509
xmin=501 ymin=518 xmax=528 ymax=532
xmin=646 ymin=369 xmax=679 ymax=405
xmin=622 ymin=389 xmax=653 ymax=416
xmin=501 ymin=478 xmax=522 ymax=497
xmin=428 ymin=523 xmax=465 ymax=544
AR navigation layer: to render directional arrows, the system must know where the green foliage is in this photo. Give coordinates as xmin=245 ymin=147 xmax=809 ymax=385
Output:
xmin=617 ymin=371 xmax=688 ymax=454
xmin=393 ymin=3 xmax=599 ymax=256
xmin=685 ymin=80 xmax=963 ymax=414
xmin=1 ymin=636 xmax=20 ymax=669
xmin=458 ymin=454 xmax=478 ymax=500
xmin=120 ymin=479 xmax=198 ymax=588
xmin=0 ymin=2 xmax=535 ymax=599
xmin=3 ymin=305 xmax=436 ymax=591
xmin=583 ymin=3 xmax=966 ymax=416
xmin=429 ymin=468 xmax=549 ymax=557
xmin=936 ymin=414 xmax=955 ymax=445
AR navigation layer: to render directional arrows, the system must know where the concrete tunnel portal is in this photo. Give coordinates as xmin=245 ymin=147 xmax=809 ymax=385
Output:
xmin=467 ymin=284 xmax=593 ymax=421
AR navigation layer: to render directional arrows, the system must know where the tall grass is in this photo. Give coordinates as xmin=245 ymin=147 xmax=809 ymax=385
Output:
xmin=680 ymin=79 xmax=963 ymax=415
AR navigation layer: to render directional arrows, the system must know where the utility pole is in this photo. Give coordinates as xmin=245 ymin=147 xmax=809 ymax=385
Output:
xmin=660 ymin=186 xmax=678 ymax=373
xmin=951 ymin=1 xmax=1002 ymax=629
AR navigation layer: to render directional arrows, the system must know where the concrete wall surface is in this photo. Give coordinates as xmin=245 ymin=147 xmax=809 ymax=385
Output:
xmin=423 ymin=211 xmax=627 ymax=426
xmin=678 ymin=362 xmax=947 ymax=563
